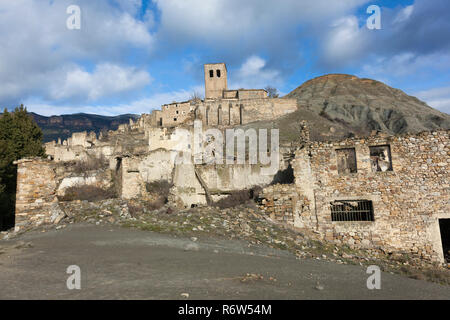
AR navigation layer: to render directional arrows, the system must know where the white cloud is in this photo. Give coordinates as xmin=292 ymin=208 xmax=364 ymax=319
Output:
xmin=361 ymin=52 xmax=450 ymax=78
xmin=231 ymin=56 xmax=282 ymax=89
xmin=49 ymin=64 xmax=151 ymax=101
xmin=415 ymin=86 xmax=450 ymax=114
xmin=0 ymin=0 xmax=154 ymax=105
xmin=154 ymin=0 xmax=370 ymax=46
xmin=322 ymin=16 xmax=367 ymax=66
xmin=393 ymin=5 xmax=414 ymax=24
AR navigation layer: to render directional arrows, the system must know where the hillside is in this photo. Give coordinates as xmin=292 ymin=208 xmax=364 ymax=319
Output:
xmin=246 ymin=74 xmax=450 ymax=143
xmin=29 ymin=113 xmax=139 ymax=142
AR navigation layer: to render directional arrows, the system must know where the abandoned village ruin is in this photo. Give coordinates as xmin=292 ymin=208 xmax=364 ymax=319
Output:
xmin=13 ymin=63 xmax=450 ymax=265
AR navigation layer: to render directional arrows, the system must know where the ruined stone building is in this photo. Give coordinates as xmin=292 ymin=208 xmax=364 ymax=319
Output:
xmin=259 ymin=130 xmax=449 ymax=264
xmin=140 ymin=63 xmax=297 ymax=128
xmin=12 ymin=63 xmax=450 ymax=265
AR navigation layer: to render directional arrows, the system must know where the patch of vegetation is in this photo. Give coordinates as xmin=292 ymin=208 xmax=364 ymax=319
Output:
xmin=68 ymin=155 xmax=109 ymax=174
xmin=144 ymin=180 xmax=172 ymax=209
xmin=0 ymin=106 xmax=45 ymax=231
xmin=58 ymin=185 xmax=116 ymax=202
xmin=213 ymin=188 xmax=261 ymax=209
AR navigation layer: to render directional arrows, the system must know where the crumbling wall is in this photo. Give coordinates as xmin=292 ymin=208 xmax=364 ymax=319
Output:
xmin=171 ymin=163 xmax=207 ymax=207
xmin=197 ymin=164 xmax=273 ymax=193
xmin=118 ymin=149 xmax=176 ymax=200
xmin=258 ymin=184 xmax=298 ymax=224
xmin=14 ymin=159 xmax=58 ymax=230
xmin=46 ymin=130 xmax=115 ymax=163
xmin=286 ymin=130 xmax=450 ymax=263
xmin=15 ymin=157 xmax=114 ymax=230
xmin=160 ymin=101 xmax=193 ymax=127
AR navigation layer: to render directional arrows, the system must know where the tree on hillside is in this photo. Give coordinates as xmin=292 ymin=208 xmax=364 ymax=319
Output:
xmin=265 ymin=86 xmax=279 ymax=98
xmin=0 ymin=105 xmax=45 ymax=230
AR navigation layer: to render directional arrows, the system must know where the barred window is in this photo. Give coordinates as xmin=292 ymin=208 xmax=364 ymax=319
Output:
xmin=330 ymin=200 xmax=374 ymax=221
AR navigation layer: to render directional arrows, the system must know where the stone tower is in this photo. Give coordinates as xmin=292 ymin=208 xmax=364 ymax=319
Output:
xmin=204 ymin=63 xmax=227 ymax=99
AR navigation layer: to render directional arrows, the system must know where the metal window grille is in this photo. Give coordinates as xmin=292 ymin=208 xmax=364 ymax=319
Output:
xmin=330 ymin=200 xmax=374 ymax=222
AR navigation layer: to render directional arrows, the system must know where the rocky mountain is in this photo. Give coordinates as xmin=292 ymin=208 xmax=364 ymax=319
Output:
xmin=276 ymin=74 xmax=450 ymax=141
xmin=29 ymin=113 xmax=139 ymax=142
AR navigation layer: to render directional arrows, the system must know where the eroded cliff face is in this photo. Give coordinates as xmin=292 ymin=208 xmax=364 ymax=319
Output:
xmin=29 ymin=113 xmax=138 ymax=142
xmin=283 ymin=74 xmax=450 ymax=140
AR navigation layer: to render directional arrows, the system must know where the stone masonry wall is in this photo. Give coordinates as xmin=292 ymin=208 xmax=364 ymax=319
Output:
xmin=15 ymin=158 xmax=113 ymax=230
xmin=14 ymin=158 xmax=58 ymax=230
xmin=258 ymin=184 xmax=298 ymax=225
xmin=289 ymin=130 xmax=450 ymax=263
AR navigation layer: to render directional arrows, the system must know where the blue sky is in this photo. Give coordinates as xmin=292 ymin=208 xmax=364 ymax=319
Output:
xmin=0 ymin=0 xmax=449 ymax=116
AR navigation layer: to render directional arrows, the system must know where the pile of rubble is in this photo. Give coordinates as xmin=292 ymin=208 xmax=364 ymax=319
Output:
xmin=2 ymin=197 xmax=449 ymax=284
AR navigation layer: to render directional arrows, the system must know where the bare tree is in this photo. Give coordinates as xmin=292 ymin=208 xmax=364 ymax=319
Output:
xmin=265 ymin=86 xmax=279 ymax=98
xmin=190 ymin=91 xmax=203 ymax=101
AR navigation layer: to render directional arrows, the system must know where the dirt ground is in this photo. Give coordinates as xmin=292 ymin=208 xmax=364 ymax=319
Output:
xmin=0 ymin=223 xmax=449 ymax=300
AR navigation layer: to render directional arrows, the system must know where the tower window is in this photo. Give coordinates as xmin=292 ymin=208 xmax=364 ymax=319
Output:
xmin=209 ymin=70 xmax=214 ymax=78
xmin=216 ymin=69 xmax=221 ymax=77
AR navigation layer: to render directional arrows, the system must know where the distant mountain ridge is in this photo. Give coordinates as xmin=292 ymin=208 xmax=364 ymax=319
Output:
xmin=29 ymin=112 xmax=139 ymax=142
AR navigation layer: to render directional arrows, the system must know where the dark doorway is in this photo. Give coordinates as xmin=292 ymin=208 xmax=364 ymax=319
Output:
xmin=439 ymin=219 xmax=450 ymax=263
xmin=271 ymin=164 xmax=294 ymax=185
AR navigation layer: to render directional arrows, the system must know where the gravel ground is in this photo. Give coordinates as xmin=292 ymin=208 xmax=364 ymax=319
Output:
xmin=0 ymin=223 xmax=449 ymax=300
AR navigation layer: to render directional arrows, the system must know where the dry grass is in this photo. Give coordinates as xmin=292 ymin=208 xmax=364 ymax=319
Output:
xmin=214 ymin=187 xmax=262 ymax=209
xmin=68 ymin=155 xmax=109 ymax=174
xmin=59 ymin=185 xmax=116 ymax=202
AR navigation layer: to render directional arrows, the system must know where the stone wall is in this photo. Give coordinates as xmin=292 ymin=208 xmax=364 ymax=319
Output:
xmin=14 ymin=158 xmax=114 ymax=230
xmin=237 ymin=89 xmax=267 ymax=100
xmin=117 ymin=149 xmax=176 ymax=200
xmin=14 ymin=158 xmax=58 ymax=230
xmin=194 ymin=97 xmax=297 ymax=127
xmin=160 ymin=101 xmax=194 ymax=127
xmin=258 ymin=184 xmax=298 ymax=225
xmin=261 ymin=130 xmax=449 ymax=263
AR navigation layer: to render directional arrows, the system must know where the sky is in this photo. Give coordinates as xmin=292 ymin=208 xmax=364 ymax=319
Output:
xmin=0 ymin=0 xmax=449 ymax=116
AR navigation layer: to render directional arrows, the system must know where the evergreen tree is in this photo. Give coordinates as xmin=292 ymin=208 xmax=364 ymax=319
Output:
xmin=0 ymin=105 xmax=45 ymax=230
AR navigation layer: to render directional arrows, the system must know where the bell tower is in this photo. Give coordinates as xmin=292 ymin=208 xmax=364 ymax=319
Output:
xmin=204 ymin=63 xmax=227 ymax=99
